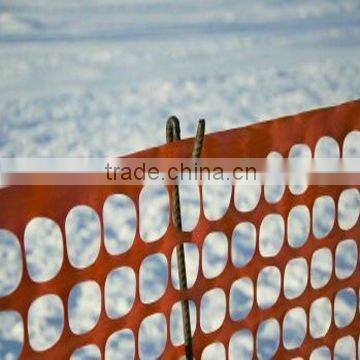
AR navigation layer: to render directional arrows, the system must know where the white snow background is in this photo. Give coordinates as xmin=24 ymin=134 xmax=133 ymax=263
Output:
xmin=0 ymin=0 xmax=359 ymax=359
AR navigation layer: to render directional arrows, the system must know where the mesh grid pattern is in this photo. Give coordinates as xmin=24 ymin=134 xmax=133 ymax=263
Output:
xmin=0 ymin=100 xmax=359 ymax=359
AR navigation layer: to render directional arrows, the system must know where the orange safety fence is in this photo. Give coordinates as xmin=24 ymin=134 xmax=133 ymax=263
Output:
xmin=0 ymin=100 xmax=359 ymax=359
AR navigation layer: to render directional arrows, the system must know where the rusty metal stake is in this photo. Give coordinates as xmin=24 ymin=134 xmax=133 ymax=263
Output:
xmin=166 ymin=117 xmax=205 ymax=359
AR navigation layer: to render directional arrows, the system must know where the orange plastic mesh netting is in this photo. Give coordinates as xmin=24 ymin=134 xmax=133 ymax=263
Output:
xmin=0 ymin=100 xmax=359 ymax=359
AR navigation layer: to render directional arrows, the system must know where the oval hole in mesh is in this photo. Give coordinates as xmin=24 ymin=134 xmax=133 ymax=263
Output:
xmin=287 ymin=205 xmax=310 ymax=248
xmin=334 ymin=336 xmax=356 ymax=360
xmin=256 ymin=318 xmax=280 ymax=359
xmin=229 ymin=277 xmax=253 ymax=321
xmin=228 ymin=328 xmax=253 ymax=360
xmin=343 ymin=130 xmax=360 ymax=171
xmin=334 ymin=288 xmax=356 ymax=328
xmin=314 ymin=136 xmax=340 ymax=172
xmin=231 ymin=222 xmax=256 ymax=268
xmin=0 ymin=230 xmax=22 ymax=297
xmin=200 ymin=288 xmax=226 ymax=334
xmin=309 ymin=297 xmax=331 ymax=339
xmin=335 ymin=239 xmax=357 ymax=279
xmin=65 ymin=205 xmax=101 ymax=269
xmin=28 ymin=294 xmax=64 ymax=351
xmin=68 ymin=281 xmax=101 ymax=335
xmin=138 ymin=313 xmax=167 ymax=359
xmin=202 ymin=232 xmax=228 ymax=279
xmin=139 ymin=185 xmax=169 ymax=242
xmin=234 ymin=178 xmax=261 ymax=212
xmin=171 ymin=243 xmax=199 ymax=289
xmin=179 ymin=185 xmax=200 ymax=231
xmin=343 ymin=130 xmax=360 ymax=156
xmin=71 ymin=345 xmax=101 ymax=360
xmin=103 ymin=194 xmax=136 ymax=255
xmin=315 ymin=136 xmax=340 ymax=156
xmin=264 ymin=151 xmax=285 ymax=203
xmin=170 ymin=300 xmax=196 ymax=346
xmin=312 ymin=196 xmax=335 ymax=239
xmin=311 ymin=248 xmax=332 ymax=289
xmin=105 ymin=266 xmax=136 ymax=319
xmin=0 ymin=310 xmax=24 ymax=359
xmin=310 ymin=346 xmax=331 ymax=360
xmin=202 ymin=184 xmax=232 ymax=221
xmin=105 ymin=329 xmax=134 ymax=360
xmin=288 ymin=144 xmax=311 ymax=195
xmin=140 ymin=253 xmax=168 ymax=304
xmin=282 ymin=307 xmax=307 ymax=350
xmin=25 ymin=217 xmax=63 ymax=283
xmin=259 ymin=214 xmax=284 ymax=257
xmin=257 ymin=266 xmax=281 ymax=309
xmin=201 ymin=342 xmax=226 ymax=360
xmin=284 ymin=257 xmax=308 ymax=300
xmin=338 ymin=188 xmax=359 ymax=231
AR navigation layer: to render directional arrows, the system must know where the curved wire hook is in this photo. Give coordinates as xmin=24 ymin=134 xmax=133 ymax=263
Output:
xmin=167 ymin=116 xmax=205 ymax=156
xmin=165 ymin=116 xmax=205 ymax=360
xmin=166 ymin=115 xmax=181 ymax=143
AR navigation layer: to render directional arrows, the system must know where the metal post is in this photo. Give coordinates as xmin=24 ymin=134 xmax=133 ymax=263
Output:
xmin=166 ymin=117 xmax=205 ymax=359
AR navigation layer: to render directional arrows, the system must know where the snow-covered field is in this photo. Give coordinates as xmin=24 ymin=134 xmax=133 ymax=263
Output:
xmin=0 ymin=0 xmax=359 ymax=359
xmin=1 ymin=0 xmax=360 ymax=157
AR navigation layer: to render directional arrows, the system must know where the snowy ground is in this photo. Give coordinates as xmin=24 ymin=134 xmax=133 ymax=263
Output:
xmin=0 ymin=0 xmax=359 ymax=359
xmin=0 ymin=0 xmax=360 ymax=157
